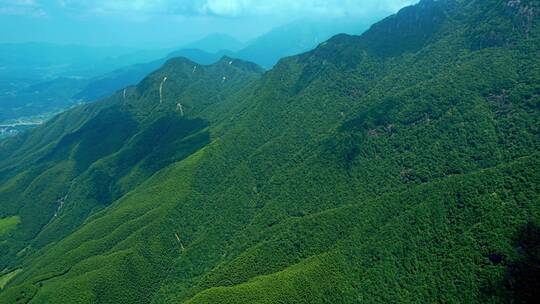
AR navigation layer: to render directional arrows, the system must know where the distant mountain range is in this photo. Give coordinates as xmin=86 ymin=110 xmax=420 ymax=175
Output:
xmin=0 ymin=18 xmax=380 ymax=125
xmin=183 ymin=33 xmax=245 ymax=53
xmin=0 ymin=44 xmax=172 ymax=123
xmin=237 ymin=18 xmax=378 ymax=68
xmin=0 ymin=43 xmax=171 ymax=81
xmin=75 ymin=18 xmax=379 ymax=103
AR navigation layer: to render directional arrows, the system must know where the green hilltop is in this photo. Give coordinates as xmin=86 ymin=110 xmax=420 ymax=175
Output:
xmin=0 ymin=0 xmax=539 ymax=303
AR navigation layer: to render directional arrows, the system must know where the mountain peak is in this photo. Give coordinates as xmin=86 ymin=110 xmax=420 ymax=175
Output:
xmin=217 ymin=55 xmax=265 ymax=73
xmin=128 ymin=54 xmax=263 ymax=115
xmin=357 ymin=0 xmax=458 ymax=56
xmin=183 ymin=33 xmax=245 ymax=53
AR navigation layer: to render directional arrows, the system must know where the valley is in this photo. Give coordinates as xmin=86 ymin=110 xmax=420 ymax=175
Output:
xmin=0 ymin=114 xmax=57 ymax=139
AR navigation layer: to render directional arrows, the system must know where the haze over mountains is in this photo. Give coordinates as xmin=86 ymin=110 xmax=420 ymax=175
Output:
xmin=0 ymin=0 xmax=539 ymax=303
xmin=0 ymin=17 xmax=377 ymax=131
xmin=0 ymin=44 xmax=170 ymax=127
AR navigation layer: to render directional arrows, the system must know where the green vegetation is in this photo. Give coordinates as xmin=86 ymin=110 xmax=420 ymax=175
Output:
xmin=0 ymin=270 xmax=22 ymax=290
xmin=0 ymin=216 xmax=20 ymax=237
xmin=0 ymin=0 xmax=539 ymax=303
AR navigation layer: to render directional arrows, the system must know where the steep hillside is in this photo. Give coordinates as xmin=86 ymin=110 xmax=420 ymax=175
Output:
xmin=1 ymin=0 xmax=539 ymax=303
xmin=0 ymin=56 xmax=263 ymax=273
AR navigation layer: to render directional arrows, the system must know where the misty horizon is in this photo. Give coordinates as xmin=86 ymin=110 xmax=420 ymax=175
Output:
xmin=1 ymin=0 xmax=418 ymax=48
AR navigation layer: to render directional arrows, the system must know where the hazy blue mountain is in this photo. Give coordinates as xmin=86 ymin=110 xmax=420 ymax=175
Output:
xmin=0 ymin=77 xmax=88 ymax=121
xmin=182 ymin=33 xmax=245 ymax=53
xmin=0 ymin=43 xmax=169 ymax=80
xmin=0 ymin=43 xmax=171 ymax=124
xmin=0 ymin=19 xmax=381 ymax=125
xmin=75 ymin=19 xmax=382 ymax=103
xmin=235 ymin=18 xmax=382 ymax=68
xmin=0 ymin=47 xmax=231 ymax=123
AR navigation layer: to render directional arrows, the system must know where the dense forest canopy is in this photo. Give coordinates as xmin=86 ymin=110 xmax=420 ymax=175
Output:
xmin=0 ymin=0 xmax=539 ymax=303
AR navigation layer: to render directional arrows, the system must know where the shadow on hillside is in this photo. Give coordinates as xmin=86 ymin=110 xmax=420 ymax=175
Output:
xmin=485 ymin=222 xmax=540 ymax=303
xmin=504 ymin=222 xmax=540 ymax=303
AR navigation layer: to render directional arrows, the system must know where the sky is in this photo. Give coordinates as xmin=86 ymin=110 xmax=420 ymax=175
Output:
xmin=0 ymin=0 xmax=418 ymax=48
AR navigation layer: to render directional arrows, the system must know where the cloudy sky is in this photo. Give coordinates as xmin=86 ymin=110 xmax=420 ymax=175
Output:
xmin=0 ymin=0 xmax=418 ymax=48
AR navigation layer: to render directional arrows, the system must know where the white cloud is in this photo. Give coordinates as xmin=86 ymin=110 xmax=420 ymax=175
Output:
xmin=56 ymin=0 xmax=418 ymax=18
xmin=0 ymin=0 xmax=37 ymax=5
xmin=0 ymin=0 xmax=46 ymax=17
xmin=199 ymin=0 xmax=418 ymax=17
xmin=200 ymin=0 xmax=246 ymax=16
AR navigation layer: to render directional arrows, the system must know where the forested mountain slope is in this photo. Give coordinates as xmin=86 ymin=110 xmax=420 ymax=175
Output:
xmin=0 ymin=56 xmax=263 ymax=276
xmin=1 ymin=0 xmax=539 ymax=303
